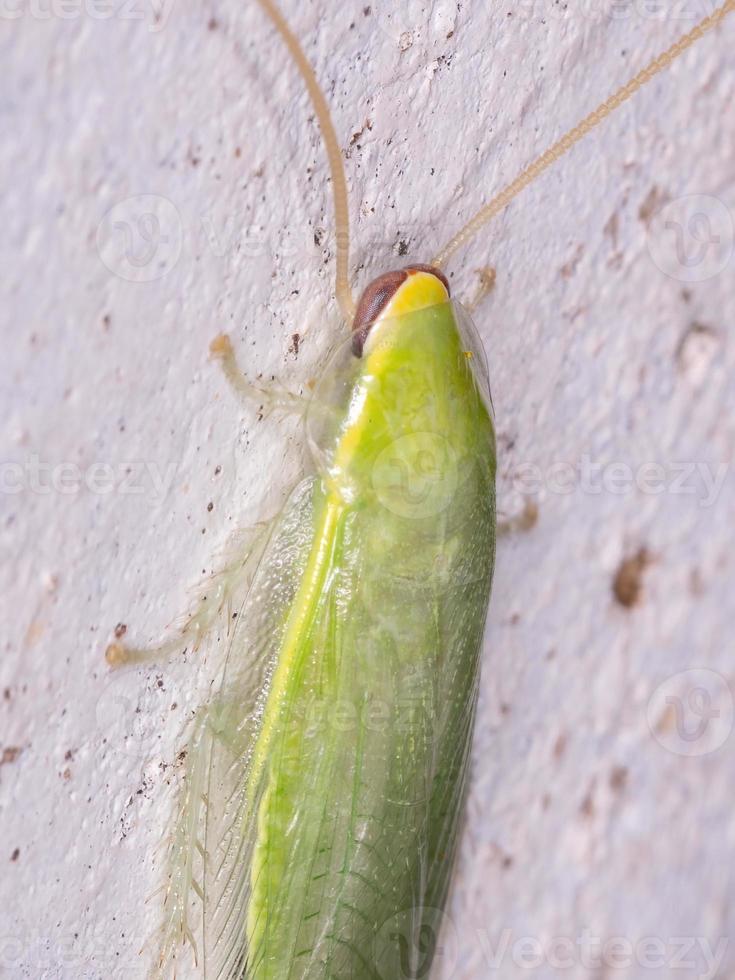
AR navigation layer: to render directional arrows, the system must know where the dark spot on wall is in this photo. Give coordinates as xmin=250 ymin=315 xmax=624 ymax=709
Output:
xmin=609 ymin=766 xmax=628 ymax=793
xmin=560 ymin=243 xmax=584 ymax=279
xmin=289 ymin=333 xmax=301 ymax=357
xmin=11 ymin=848 xmax=19 ymax=862
xmin=397 ymin=240 xmax=409 ymax=256
xmin=517 ymin=499 xmax=538 ymax=531
xmin=603 ymin=212 xmax=619 ymax=249
xmin=689 ymin=568 xmax=704 ymax=596
xmin=1 ymin=746 xmax=21 ymax=766
xmin=638 ymin=186 xmax=669 ymax=227
xmin=579 ymin=780 xmax=596 ymax=818
xmin=207 ymin=501 xmax=214 ymax=512
xmin=613 ymin=548 xmax=650 ymax=608
xmin=349 ymin=119 xmax=373 ymax=147
xmin=114 ymin=623 xmax=127 ymax=639
xmin=490 ymin=844 xmax=514 ymax=867
xmin=553 ymin=733 xmax=567 ymax=760
xmin=208 ymin=16 xmax=218 ymax=30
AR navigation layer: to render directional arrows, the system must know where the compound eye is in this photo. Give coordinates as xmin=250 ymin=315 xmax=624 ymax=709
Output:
xmin=351 ymin=270 xmax=408 ymax=356
xmin=351 ymin=265 xmax=450 ymax=356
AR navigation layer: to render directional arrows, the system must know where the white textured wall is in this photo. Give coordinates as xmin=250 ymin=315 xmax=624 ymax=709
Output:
xmin=2 ymin=1 xmax=734 ymax=978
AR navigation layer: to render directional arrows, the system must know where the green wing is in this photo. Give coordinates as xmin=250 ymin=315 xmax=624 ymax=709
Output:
xmin=201 ymin=477 xmax=320 ymax=980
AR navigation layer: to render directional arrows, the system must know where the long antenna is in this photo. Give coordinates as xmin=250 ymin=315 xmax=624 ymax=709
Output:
xmin=433 ymin=0 xmax=735 ymax=269
xmin=254 ymin=0 xmax=355 ymax=322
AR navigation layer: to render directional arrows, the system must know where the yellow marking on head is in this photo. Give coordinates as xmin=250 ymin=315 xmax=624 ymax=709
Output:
xmin=381 ymin=270 xmax=450 ymax=322
xmin=334 ymin=270 xmax=451 ymax=476
xmin=358 ymin=269 xmax=450 ymax=362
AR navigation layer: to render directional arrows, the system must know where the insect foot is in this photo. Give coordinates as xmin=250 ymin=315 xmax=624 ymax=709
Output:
xmin=103 ymin=638 xmax=166 ymax=668
xmin=105 ymin=641 xmax=128 ymax=668
xmin=466 ymin=266 xmax=497 ymax=313
xmin=497 ymin=498 xmax=539 ymax=537
xmin=209 ymin=332 xmax=233 ymax=358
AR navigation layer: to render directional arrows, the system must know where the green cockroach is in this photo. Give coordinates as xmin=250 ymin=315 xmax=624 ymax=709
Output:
xmin=106 ymin=1 xmax=734 ymax=977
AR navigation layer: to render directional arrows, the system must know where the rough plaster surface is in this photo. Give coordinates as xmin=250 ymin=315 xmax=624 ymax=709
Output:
xmin=2 ymin=1 xmax=735 ymax=978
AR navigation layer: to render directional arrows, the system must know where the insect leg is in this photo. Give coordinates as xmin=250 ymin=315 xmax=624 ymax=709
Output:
xmin=210 ymin=333 xmax=308 ymax=418
xmin=105 ymin=522 xmax=273 ymax=669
